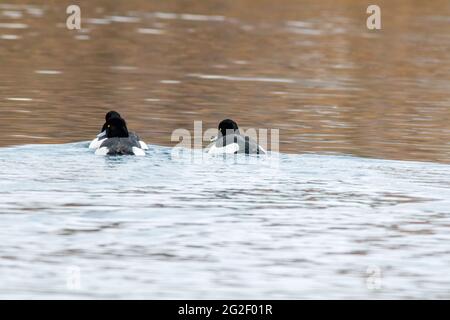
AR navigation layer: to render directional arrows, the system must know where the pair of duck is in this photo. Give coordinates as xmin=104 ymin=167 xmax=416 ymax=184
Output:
xmin=89 ymin=111 xmax=266 ymax=156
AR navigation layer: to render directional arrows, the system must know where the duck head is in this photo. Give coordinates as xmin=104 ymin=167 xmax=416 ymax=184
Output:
xmin=105 ymin=117 xmax=129 ymax=138
xmin=218 ymin=119 xmax=240 ymax=137
xmin=105 ymin=110 xmax=121 ymax=121
xmin=102 ymin=111 xmax=124 ymax=132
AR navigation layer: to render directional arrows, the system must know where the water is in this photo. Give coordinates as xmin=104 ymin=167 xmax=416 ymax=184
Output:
xmin=1 ymin=0 xmax=450 ymax=162
xmin=1 ymin=0 xmax=450 ymax=299
xmin=0 ymin=143 xmax=449 ymax=299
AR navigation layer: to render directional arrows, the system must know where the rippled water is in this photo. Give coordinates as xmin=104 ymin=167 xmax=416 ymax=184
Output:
xmin=0 ymin=143 xmax=449 ymax=299
xmin=1 ymin=0 xmax=450 ymax=299
xmin=1 ymin=0 xmax=450 ymax=162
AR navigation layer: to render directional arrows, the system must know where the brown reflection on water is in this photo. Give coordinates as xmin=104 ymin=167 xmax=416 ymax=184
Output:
xmin=0 ymin=0 xmax=449 ymax=162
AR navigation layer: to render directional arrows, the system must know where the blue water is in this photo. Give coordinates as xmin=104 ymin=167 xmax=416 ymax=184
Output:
xmin=0 ymin=142 xmax=449 ymax=299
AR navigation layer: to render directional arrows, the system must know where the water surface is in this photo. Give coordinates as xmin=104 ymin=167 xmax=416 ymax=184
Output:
xmin=0 ymin=0 xmax=450 ymax=162
xmin=0 ymin=143 xmax=449 ymax=299
xmin=1 ymin=0 xmax=450 ymax=299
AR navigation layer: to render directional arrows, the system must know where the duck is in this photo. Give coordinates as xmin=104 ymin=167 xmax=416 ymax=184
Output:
xmin=206 ymin=119 xmax=266 ymax=155
xmin=89 ymin=111 xmax=148 ymax=150
xmin=94 ymin=117 xmax=146 ymax=156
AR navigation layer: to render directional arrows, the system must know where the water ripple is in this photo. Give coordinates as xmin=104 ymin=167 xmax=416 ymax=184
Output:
xmin=0 ymin=143 xmax=449 ymax=298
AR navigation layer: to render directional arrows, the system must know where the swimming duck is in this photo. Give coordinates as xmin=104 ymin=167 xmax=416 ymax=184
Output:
xmin=206 ymin=119 xmax=266 ymax=154
xmin=89 ymin=111 xmax=148 ymax=150
xmin=94 ymin=117 xmax=146 ymax=156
